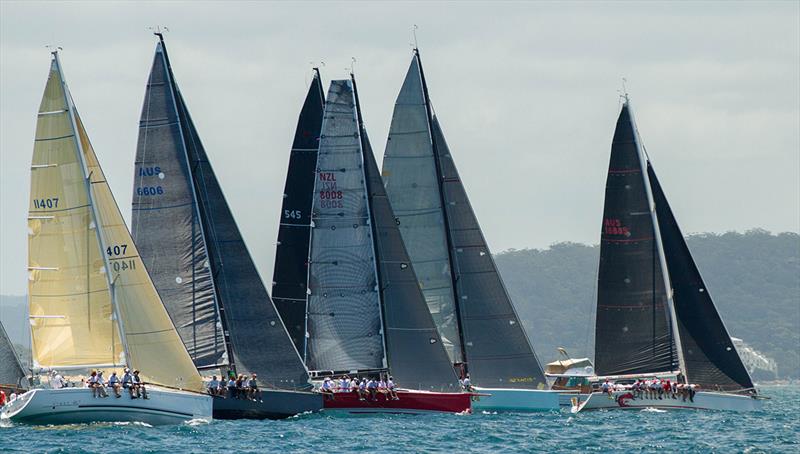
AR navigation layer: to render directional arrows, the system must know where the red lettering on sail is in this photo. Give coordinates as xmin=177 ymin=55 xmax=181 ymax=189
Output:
xmin=603 ymin=218 xmax=630 ymax=236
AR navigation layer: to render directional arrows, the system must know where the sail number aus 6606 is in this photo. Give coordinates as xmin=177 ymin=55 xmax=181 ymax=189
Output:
xmin=136 ymin=186 xmax=164 ymax=196
xmin=33 ymin=198 xmax=59 ymax=209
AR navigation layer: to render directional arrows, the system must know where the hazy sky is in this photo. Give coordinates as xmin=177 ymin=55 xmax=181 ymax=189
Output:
xmin=1 ymin=1 xmax=798 ymax=296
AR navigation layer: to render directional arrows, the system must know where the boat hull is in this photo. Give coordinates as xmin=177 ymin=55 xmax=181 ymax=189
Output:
xmin=322 ymin=389 xmax=471 ymax=414
xmin=1 ymin=387 xmax=212 ymax=425
xmin=212 ymin=389 xmax=322 ymax=419
xmin=574 ymin=390 xmax=763 ymax=412
xmin=472 ymin=387 xmax=560 ymax=412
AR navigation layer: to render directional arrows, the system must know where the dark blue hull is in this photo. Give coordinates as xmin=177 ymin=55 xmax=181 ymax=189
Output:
xmin=212 ymin=389 xmax=322 ymax=420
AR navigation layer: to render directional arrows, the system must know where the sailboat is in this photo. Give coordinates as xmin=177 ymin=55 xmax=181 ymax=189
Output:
xmin=0 ymin=321 xmax=28 ymax=394
xmin=2 ymin=50 xmax=212 ymax=425
xmin=130 ymin=34 xmax=322 ymax=419
xmin=573 ymin=98 xmax=763 ymax=412
xmin=299 ymin=75 xmax=471 ymax=414
xmin=380 ymin=48 xmax=559 ymax=412
xmin=272 ymin=68 xmax=325 ymax=355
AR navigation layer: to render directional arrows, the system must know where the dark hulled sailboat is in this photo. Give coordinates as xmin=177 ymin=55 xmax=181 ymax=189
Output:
xmin=272 ymin=68 xmax=325 ymax=355
xmin=576 ymin=99 xmax=762 ymax=412
xmin=298 ymin=75 xmax=470 ymax=413
xmin=131 ymin=34 xmax=321 ymax=419
xmin=381 ymin=49 xmax=558 ymax=411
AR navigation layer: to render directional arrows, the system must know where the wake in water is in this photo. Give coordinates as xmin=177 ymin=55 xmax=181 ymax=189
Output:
xmin=184 ymin=418 xmax=210 ymax=426
xmin=640 ymin=408 xmax=667 ymax=413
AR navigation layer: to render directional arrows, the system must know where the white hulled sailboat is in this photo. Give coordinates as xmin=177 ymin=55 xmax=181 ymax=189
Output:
xmin=1 ymin=51 xmax=211 ymax=425
xmin=573 ymin=98 xmax=764 ymax=412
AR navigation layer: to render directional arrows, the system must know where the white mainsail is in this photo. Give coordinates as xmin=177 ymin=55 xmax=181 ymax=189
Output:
xmin=27 ymin=52 xmax=203 ymax=392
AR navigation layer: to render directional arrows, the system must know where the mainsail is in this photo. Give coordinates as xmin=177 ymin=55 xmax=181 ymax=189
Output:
xmin=29 ymin=52 xmax=203 ymax=392
xmin=272 ymin=69 xmax=325 ymax=354
xmin=595 ymin=100 xmax=754 ymax=392
xmin=305 ymin=79 xmax=385 ymax=372
xmin=305 ymin=77 xmax=459 ymax=390
xmin=132 ymin=36 xmax=310 ymax=390
xmin=0 ymin=321 xmax=25 ymax=387
xmin=382 ymin=50 xmax=547 ymax=389
xmin=594 ymin=104 xmax=677 ymax=376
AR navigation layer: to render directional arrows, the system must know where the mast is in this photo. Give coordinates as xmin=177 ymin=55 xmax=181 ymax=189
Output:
xmin=351 ymin=73 xmax=389 ymax=369
xmin=155 ymin=33 xmax=235 ymax=372
xmin=627 ymin=99 xmax=688 ymax=381
xmin=414 ymin=48 xmax=469 ymax=370
xmin=52 ymin=50 xmax=130 ymax=369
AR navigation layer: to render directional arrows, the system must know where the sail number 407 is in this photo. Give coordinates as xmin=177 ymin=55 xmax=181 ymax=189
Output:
xmin=106 ymin=245 xmax=128 ymax=257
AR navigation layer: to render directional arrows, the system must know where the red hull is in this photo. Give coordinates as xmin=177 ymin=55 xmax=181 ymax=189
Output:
xmin=322 ymin=389 xmax=472 ymax=414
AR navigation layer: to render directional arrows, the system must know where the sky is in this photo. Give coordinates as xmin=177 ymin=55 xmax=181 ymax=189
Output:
xmin=1 ymin=1 xmax=798 ymax=296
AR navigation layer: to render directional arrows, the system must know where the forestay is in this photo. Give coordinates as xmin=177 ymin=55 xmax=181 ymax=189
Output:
xmin=594 ymin=104 xmax=678 ymax=377
xmin=133 ymin=38 xmax=311 ymax=390
xmin=273 ymin=70 xmax=325 ymax=354
xmin=30 ymin=53 xmax=204 ymax=392
xmin=306 ymin=79 xmax=385 ymax=372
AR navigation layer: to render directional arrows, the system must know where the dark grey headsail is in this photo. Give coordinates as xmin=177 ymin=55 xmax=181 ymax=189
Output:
xmin=0 ymin=321 xmax=26 ymax=387
xmin=132 ymin=35 xmax=311 ymax=390
xmin=305 ymin=79 xmax=385 ymax=373
xmin=382 ymin=50 xmax=547 ymax=389
xmin=648 ymin=163 xmax=754 ymax=391
xmin=594 ymin=104 xmax=678 ymax=376
xmin=272 ymin=70 xmax=325 ymax=354
xmin=355 ymin=82 xmax=460 ymax=391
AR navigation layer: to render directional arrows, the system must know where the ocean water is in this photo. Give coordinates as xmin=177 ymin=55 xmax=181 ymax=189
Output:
xmin=1 ymin=385 xmax=797 ymax=453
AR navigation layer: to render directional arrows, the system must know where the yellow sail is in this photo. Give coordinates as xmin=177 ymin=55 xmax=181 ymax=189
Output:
xmin=28 ymin=60 xmax=123 ymax=369
xmin=28 ymin=53 xmax=204 ymax=393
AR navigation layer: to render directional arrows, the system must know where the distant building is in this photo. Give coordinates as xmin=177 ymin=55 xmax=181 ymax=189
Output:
xmin=732 ymin=337 xmax=778 ymax=380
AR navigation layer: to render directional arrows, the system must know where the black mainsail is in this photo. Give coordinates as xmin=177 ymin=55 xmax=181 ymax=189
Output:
xmin=594 ymin=100 xmax=754 ymax=392
xmin=595 ymin=104 xmax=677 ymax=377
xmin=272 ymin=69 xmax=325 ymax=354
xmin=382 ymin=50 xmax=547 ymax=389
xmin=132 ymin=35 xmax=311 ymax=390
xmin=304 ymin=76 xmax=459 ymax=390
xmin=0 ymin=321 xmax=25 ymax=387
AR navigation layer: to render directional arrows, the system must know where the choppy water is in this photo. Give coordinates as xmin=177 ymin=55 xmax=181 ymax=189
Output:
xmin=1 ymin=385 xmax=797 ymax=453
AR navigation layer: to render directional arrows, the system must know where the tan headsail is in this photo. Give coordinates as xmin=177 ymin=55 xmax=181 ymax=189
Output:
xmin=28 ymin=52 xmax=203 ymax=392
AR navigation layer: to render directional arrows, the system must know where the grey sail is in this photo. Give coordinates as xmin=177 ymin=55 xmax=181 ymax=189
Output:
xmin=306 ymin=79 xmax=385 ymax=372
xmin=132 ymin=40 xmax=224 ymax=369
xmin=381 ymin=56 xmax=463 ymax=363
xmin=432 ymin=117 xmax=547 ymax=388
xmin=133 ymin=37 xmax=311 ymax=390
xmin=0 ymin=321 xmax=26 ymax=387
xmin=360 ymin=112 xmax=460 ymax=391
xmin=382 ymin=52 xmax=547 ymax=388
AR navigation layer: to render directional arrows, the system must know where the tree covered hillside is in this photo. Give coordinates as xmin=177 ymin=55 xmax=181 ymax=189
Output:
xmin=496 ymin=230 xmax=800 ymax=379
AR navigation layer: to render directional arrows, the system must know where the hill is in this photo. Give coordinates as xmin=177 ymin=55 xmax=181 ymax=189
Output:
xmin=496 ymin=229 xmax=800 ymax=379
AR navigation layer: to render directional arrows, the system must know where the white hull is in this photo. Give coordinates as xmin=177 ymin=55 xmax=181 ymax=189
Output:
xmin=573 ymin=390 xmax=763 ymax=413
xmin=473 ymin=387 xmax=560 ymax=412
xmin=1 ymin=386 xmax=212 ymax=425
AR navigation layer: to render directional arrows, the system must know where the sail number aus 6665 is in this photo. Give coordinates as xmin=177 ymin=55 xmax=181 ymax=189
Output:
xmin=33 ymin=198 xmax=59 ymax=209
xmin=136 ymin=186 xmax=164 ymax=196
